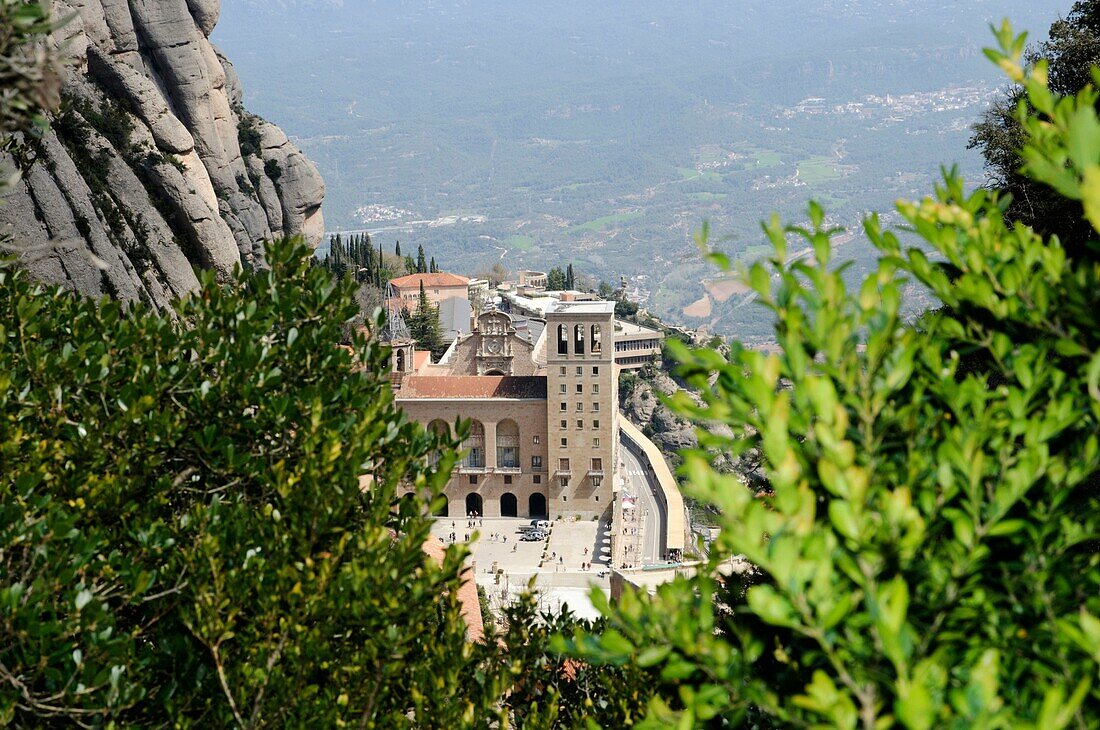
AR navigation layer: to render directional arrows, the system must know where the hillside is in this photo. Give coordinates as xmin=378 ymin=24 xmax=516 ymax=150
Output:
xmin=213 ymin=0 xmax=1064 ymax=341
xmin=0 ymin=0 xmax=324 ymax=310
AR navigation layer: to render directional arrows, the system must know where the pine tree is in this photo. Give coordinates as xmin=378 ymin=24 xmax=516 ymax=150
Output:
xmin=546 ymin=267 xmax=566 ymax=291
xmin=417 ymin=245 xmax=427 ymax=273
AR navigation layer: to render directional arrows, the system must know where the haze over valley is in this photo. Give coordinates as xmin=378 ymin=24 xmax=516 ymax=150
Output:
xmin=215 ymin=0 xmax=1064 ymax=342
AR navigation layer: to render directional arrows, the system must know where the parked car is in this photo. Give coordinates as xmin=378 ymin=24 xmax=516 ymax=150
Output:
xmin=530 ymin=520 xmax=551 ymax=531
xmin=520 ymin=530 xmax=546 ymax=542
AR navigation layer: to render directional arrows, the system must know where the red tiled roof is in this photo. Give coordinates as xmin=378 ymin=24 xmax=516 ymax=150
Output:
xmin=397 ymin=376 xmax=547 ymax=399
xmin=390 ymin=272 xmax=470 ymax=289
xmin=413 ymin=351 xmax=432 ymax=370
xmin=422 ymin=538 xmax=484 ymax=642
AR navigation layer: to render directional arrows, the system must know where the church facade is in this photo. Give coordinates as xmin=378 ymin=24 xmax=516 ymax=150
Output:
xmin=389 ymin=301 xmax=619 ymax=520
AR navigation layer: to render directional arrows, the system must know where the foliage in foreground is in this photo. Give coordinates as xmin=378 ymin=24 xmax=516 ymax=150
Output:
xmin=0 ymin=241 xmax=507 ymax=726
xmin=563 ymin=24 xmax=1100 ymax=728
xmin=970 ymin=0 xmax=1100 ymax=251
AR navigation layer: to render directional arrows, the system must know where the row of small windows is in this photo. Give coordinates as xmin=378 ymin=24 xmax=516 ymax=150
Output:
xmin=560 ymin=401 xmax=600 ymax=412
xmin=559 ymin=366 xmax=600 ymax=376
xmin=556 ymin=437 xmax=601 ymax=448
xmin=558 ymin=419 xmax=601 ymax=429
xmin=469 ymin=474 xmax=543 ymax=485
xmin=557 ymin=324 xmax=604 ymax=355
xmin=559 ymin=383 xmax=599 ymax=394
xmin=615 ymin=338 xmax=662 ymax=352
xmin=555 ymin=458 xmax=602 ymax=471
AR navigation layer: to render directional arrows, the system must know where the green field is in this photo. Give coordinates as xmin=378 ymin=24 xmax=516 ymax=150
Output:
xmin=798 ymin=155 xmax=842 ymax=184
xmin=751 ymin=151 xmax=782 ymax=168
xmin=503 ymin=235 xmax=535 ymax=251
xmin=677 ymin=167 xmax=723 ymax=183
xmin=569 ymin=211 xmax=643 ymax=232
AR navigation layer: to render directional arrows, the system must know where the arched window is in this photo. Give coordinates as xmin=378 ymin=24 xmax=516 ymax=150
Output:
xmin=574 ymin=324 xmax=585 ymax=355
xmin=463 ymin=420 xmax=485 ymax=468
xmin=427 ymin=419 xmax=449 ymax=467
xmin=396 ymin=349 xmax=406 ymax=372
xmin=496 ymin=419 xmax=519 ymax=468
xmin=557 ymin=324 xmax=568 ymax=355
xmin=591 ymin=324 xmax=602 ymax=353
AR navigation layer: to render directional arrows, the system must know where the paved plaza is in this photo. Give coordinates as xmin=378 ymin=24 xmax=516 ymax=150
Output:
xmin=429 ymin=516 xmax=612 ymax=620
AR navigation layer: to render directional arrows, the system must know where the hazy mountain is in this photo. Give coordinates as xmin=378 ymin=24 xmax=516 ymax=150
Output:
xmin=214 ymin=0 xmax=1066 ymax=340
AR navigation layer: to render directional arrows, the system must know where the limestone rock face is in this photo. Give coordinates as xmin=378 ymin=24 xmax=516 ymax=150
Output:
xmin=1 ymin=0 xmax=324 ymax=309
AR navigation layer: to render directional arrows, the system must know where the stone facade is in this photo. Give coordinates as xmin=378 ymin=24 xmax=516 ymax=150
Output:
xmin=399 ymin=396 xmax=550 ymax=519
xmin=394 ymin=303 xmax=618 ymax=520
xmin=544 ymin=302 xmax=618 ymax=518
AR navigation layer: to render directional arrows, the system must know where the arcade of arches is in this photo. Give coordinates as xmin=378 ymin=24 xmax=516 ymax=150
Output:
xmin=407 ymin=408 xmax=551 ymax=519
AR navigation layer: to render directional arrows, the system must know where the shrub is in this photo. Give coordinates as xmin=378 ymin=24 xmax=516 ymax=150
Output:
xmin=0 ymin=239 xmax=511 ymax=726
xmin=265 ymin=158 xmax=282 ymax=182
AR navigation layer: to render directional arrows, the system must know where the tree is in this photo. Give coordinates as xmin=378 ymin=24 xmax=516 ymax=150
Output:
xmin=597 ymin=280 xmax=617 ymax=299
xmin=565 ymin=263 xmax=575 ymax=291
xmin=614 ymin=299 xmax=638 ymax=320
xmin=407 ymin=280 xmax=444 ymax=357
xmin=416 ymin=244 xmax=427 ymax=273
xmin=394 ymin=240 xmax=401 ymax=257
xmin=563 ymin=26 xmax=1100 ymax=727
xmin=0 ymin=239 xmax=515 ymax=726
xmin=970 ymin=0 xmax=1100 ymax=252
xmin=430 ymin=256 xmax=438 ymax=273
xmin=546 ymin=266 xmax=567 ymax=291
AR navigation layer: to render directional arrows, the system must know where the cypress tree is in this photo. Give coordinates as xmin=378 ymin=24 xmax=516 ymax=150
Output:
xmin=566 ymin=263 xmax=575 ymax=291
xmin=395 ymin=241 xmax=401 ymax=257
xmin=430 ymin=257 xmax=437 ymax=273
xmin=409 ymin=281 xmax=443 ymax=356
xmin=416 ymin=245 xmax=427 ymax=274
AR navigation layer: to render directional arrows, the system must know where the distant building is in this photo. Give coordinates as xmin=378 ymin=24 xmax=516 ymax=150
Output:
xmin=386 ymin=301 xmax=619 ymax=520
xmin=390 ymin=272 xmax=471 ymax=307
xmin=518 ymin=270 xmax=548 ymax=289
xmin=614 ymin=320 xmax=664 ymax=370
xmin=390 ymin=272 xmax=473 ymax=344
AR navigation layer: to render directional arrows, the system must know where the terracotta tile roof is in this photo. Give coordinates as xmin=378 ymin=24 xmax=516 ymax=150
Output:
xmin=397 ymin=376 xmax=547 ymax=399
xmin=390 ymin=272 xmax=471 ymax=289
xmin=412 ymin=351 xmax=432 ymax=371
xmin=422 ymin=538 xmax=484 ymax=642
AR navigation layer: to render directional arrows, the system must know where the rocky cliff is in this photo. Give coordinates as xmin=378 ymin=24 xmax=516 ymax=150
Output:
xmin=0 ymin=0 xmax=324 ymax=309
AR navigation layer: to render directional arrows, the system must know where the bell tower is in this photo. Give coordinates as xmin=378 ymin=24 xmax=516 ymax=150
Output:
xmin=380 ymin=294 xmax=415 ymax=375
xmin=545 ymin=300 xmax=617 ymax=519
